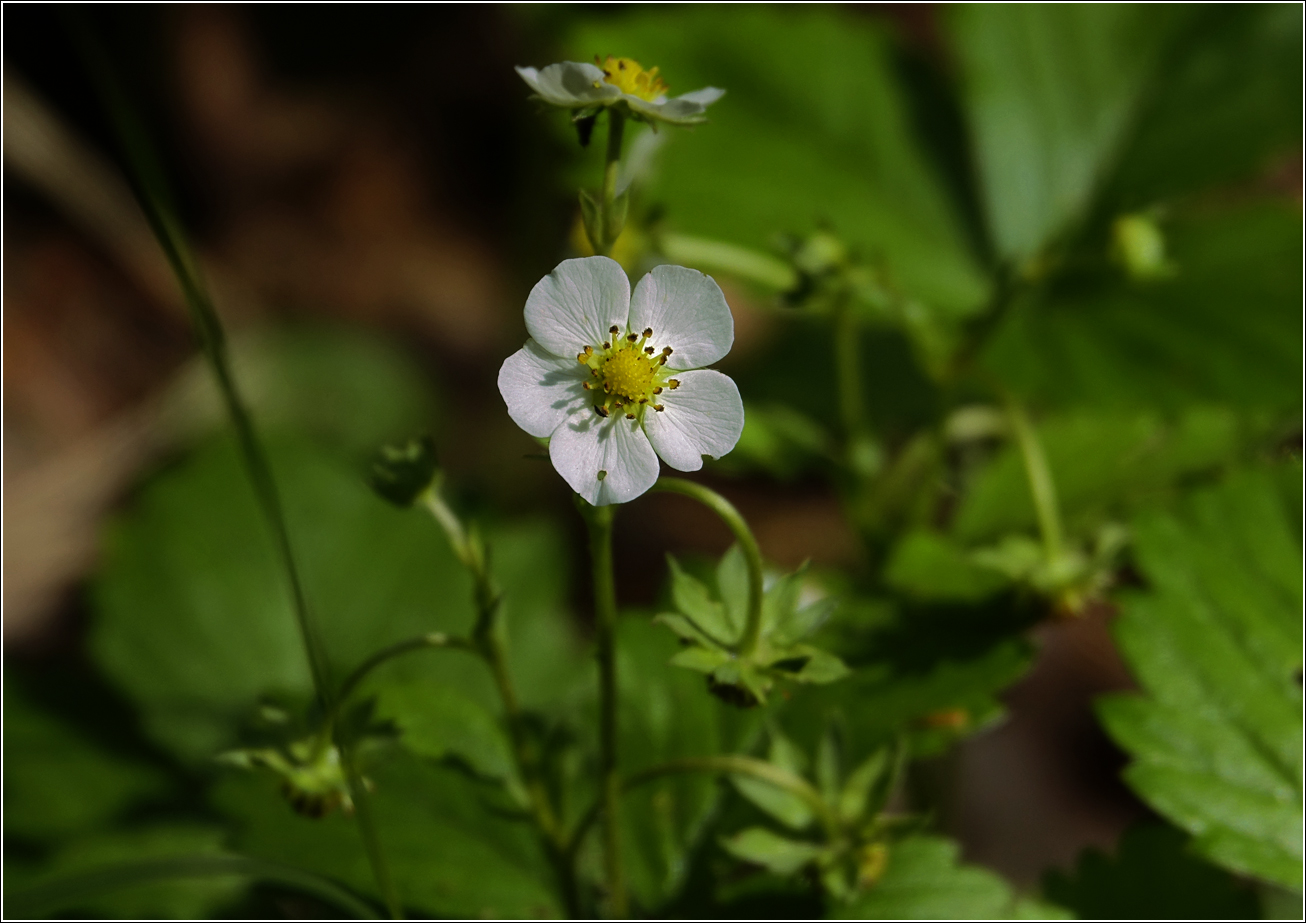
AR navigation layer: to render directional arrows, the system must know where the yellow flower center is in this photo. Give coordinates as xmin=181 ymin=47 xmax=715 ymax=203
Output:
xmin=604 ymin=348 xmax=655 ymax=400
xmin=575 ymin=325 xmax=681 ymax=421
xmin=595 ymin=56 xmax=668 ymax=101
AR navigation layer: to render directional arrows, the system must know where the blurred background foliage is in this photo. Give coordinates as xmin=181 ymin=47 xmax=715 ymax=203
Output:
xmin=3 ymin=3 xmax=1301 ymax=919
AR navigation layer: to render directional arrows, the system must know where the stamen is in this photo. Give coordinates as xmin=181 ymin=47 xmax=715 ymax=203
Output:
xmin=582 ymin=382 xmax=592 ymax=390
xmin=609 ymin=325 xmax=620 ymax=334
xmin=668 ymin=379 xmax=680 ymax=389
xmin=653 ymin=404 xmax=665 ymax=412
xmin=595 ymin=405 xmax=608 ymax=417
xmin=577 ymin=353 xmax=588 ymax=364
xmin=653 ymin=386 xmax=663 ymax=394
xmin=643 ymin=327 xmax=653 ymax=338
xmin=626 ymin=333 xmax=638 ymax=343
xmin=625 ymin=413 xmax=636 ymax=420
xmin=644 ymin=346 xmax=654 ymax=355
xmin=584 ymin=345 xmax=594 ymax=356
xmin=662 ymin=346 xmax=674 ymax=356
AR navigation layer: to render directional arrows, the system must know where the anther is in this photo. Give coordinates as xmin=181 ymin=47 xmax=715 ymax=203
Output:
xmin=609 ymin=325 xmax=620 ymax=334
xmin=594 ymin=405 xmax=609 ymax=417
xmin=668 ymin=379 xmax=680 ymax=389
xmin=618 ymin=60 xmax=627 ymax=70
xmin=584 ymin=345 xmax=594 ymax=356
xmin=653 ymin=404 xmax=665 ymax=412
xmin=582 ymin=382 xmax=592 ymax=390
xmin=597 ymin=469 xmax=607 ymax=480
xmin=644 ymin=346 xmax=654 ymax=355
xmin=625 ymin=413 xmax=636 ymax=420
xmin=577 ymin=353 xmax=588 ymax=364
xmin=626 ymin=333 xmax=638 ymax=343
xmin=653 ymin=386 xmax=663 ymax=394
xmin=662 ymin=346 xmax=673 ymax=355
xmin=643 ymin=327 xmax=653 ymax=338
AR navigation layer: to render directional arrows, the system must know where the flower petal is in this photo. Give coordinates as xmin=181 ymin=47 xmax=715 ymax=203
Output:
xmin=498 ymin=339 xmax=592 ymax=439
xmin=642 ymin=369 xmax=744 ymax=472
xmin=628 ymin=264 xmax=734 ymax=369
xmin=525 ymin=256 xmax=631 ymax=359
xmin=625 ymin=86 xmax=724 ymax=125
xmin=516 ymin=62 xmax=619 ymax=108
xmin=550 ymin=411 xmax=660 ymax=505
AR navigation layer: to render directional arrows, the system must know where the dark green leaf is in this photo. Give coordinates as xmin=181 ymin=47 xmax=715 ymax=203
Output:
xmin=1042 ymin=823 xmax=1261 ymax=920
xmin=949 ymin=4 xmax=1183 ymax=259
xmin=3 ymin=682 xmax=165 ymax=841
xmin=832 ymin=835 xmax=1067 ymax=919
xmin=1097 ymin=469 xmax=1303 ymax=889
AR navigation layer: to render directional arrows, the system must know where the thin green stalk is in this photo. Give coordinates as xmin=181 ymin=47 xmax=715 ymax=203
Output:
xmin=421 ymin=487 xmax=575 ymax=914
xmin=8 ymin=854 xmax=380 ymax=919
xmin=567 ymin=754 xmax=836 ymax=856
xmin=658 ymin=232 xmax=800 ymax=291
xmin=581 ymin=500 xmax=626 ymax=919
xmin=1006 ymin=398 xmax=1064 ymax=562
xmin=652 ymin=478 xmax=765 ymax=655
xmin=72 ymin=24 xmax=402 ymax=916
xmin=332 ymin=632 xmax=476 ymax=723
xmin=345 ymin=757 xmax=404 ymax=920
xmin=597 ymin=109 xmax=627 ymax=255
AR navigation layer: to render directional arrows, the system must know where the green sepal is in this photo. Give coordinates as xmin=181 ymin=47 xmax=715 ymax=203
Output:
xmin=369 ymin=434 xmax=438 ymax=507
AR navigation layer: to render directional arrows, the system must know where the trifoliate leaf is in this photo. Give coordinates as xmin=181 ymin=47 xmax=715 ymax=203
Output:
xmin=668 ymin=555 xmax=737 ymax=645
xmin=1097 ymin=469 xmax=1303 ymax=889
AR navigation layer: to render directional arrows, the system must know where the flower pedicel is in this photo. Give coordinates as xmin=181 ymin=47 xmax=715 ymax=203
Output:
xmin=499 ymin=256 xmax=744 ymax=505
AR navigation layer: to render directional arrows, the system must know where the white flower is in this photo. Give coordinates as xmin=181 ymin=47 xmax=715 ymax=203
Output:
xmin=499 ymin=257 xmax=744 ymax=505
xmin=516 ymin=56 xmax=724 ymax=126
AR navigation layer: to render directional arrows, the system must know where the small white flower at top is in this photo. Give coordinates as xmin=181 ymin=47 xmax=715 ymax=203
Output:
xmin=516 ymin=56 xmax=723 ymax=126
xmin=499 ymin=257 xmax=744 ymax=505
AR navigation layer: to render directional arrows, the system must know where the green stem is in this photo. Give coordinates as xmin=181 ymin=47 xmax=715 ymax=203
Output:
xmin=659 ymin=232 xmax=800 ymax=291
xmin=333 ymin=632 xmax=476 ymax=723
xmin=652 ymin=478 xmax=765 ymax=655
xmin=8 ymin=854 xmax=379 ymax=919
xmin=1007 ymin=398 xmax=1063 ymax=563
xmin=567 ymin=754 xmax=836 ymax=857
xmin=421 ymin=486 xmax=575 ymax=914
xmin=70 ymin=24 xmax=403 ymax=916
xmin=580 ymin=500 xmax=626 ymax=919
xmin=597 ymin=109 xmax=627 ymax=255
xmin=344 ymin=755 xmax=404 ymax=920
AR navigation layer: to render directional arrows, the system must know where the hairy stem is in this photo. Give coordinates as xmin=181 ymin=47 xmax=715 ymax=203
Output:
xmin=597 ymin=109 xmax=626 ymax=255
xmin=581 ymin=500 xmax=626 ymax=918
xmin=420 ymin=487 xmax=574 ymax=914
xmin=652 ymin=478 xmax=765 ymax=655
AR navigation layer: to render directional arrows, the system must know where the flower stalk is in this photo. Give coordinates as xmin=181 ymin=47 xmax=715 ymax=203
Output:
xmin=579 ymin=498 xmax=627 ymax=918
xmin=652 ymin=478 xmax=765 ymax=656
xmin=597 ymin=110 xmax=627 ymax=255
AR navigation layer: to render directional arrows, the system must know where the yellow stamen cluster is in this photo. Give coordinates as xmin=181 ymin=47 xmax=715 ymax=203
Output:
xmin=577 ymin=325 xmax=680 ymax=420
xmin=594 ymin=55 xmax=668 ymax=101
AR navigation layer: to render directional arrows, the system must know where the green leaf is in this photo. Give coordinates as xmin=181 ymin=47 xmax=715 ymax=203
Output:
xmin=833 ymin=835 xmax=1068 ymax=919
xmin=1042 ymin=822 xmax=1260 ymax=920
xmin=838 ymin=748 xmax=890 ymax=826
xmin=374 ymin=678 xmax=516 ymax=784
xmin=563 ymin=6 xmax=990 ymax=320
xmin=670 ymin=646 xmax=733 ymax=674
xmin=91 ymin=435 xmax=580 ymax=762
xmin=716 ymin=544 xmax=750 ymax=642
xmin=3 ymin=681 xmax=165 ymax=841
xmin=949 ymin=4 xmax=1183 ymax=259
xmin=11 ymin=825 xmax=246 ymax=920
xmin=983 ymin=205 xmax=1301 ymax=414
xmin=668 ymin=556 xmax=737 ymax=646
xmin=720 ymin=827 xmax=824 ymax=877
xmin=883 ymin=531 xmax=1012 ymax=603
xmin=213 ymin=751 xmax=559 ymax=918
xmin=731 ymin=729 xmax=815 ymax=832
xmin=952 ymin=406 xmax=1248 ymax=545
xmin=1096 ymin=469 xmax=1303 ymax=889
xmin=1103 ymin=5 xmax=1303 ymax=210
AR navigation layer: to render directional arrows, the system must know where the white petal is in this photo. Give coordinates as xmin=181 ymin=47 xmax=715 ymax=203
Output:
xmin=625 ymin=86 xmax=723 ymax=125
xmin=525 ymin=257 xmax=631 ymax=359
xmin=550 ymin=411 xmax=660 ymax=505
xmin=498 ymin=339 xmax=592 ymax=439
xmin=516 ymin=62 xmax=619 ymax=107
xmin=628 ymin=264 xmax=734 ymax=369
xmin=642 ymin=370 xmax=744 ymax=472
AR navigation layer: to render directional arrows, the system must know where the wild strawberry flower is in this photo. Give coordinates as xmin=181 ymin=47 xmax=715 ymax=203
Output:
xmin=499 ymin=256 xmax=744 ymax=505
xmin=515 ymin=56 xmax=724 ymax=126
